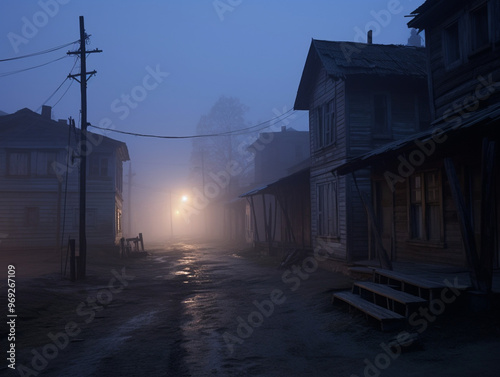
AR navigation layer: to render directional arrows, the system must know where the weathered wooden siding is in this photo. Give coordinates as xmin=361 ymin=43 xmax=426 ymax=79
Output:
xmin=344 ymin=77 xmax=429 ymax=261
xmin=425 ymin=2 xmax=500 ymax=120
xmin=0 ymin=143 xmax=124 ymax=250
xmin=308 ymin=68 xmax=348 ymax=259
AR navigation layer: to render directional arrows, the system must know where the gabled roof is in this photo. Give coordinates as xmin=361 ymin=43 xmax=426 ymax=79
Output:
xmin=408 ymin=0 xmax=456 ymax=30
xmin=294 ymin=39 xmax=427 ymax=110
xmin=0 ymin=108 xmax=130 ymax=161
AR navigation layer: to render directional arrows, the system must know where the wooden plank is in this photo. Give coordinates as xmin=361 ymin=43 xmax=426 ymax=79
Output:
xmin=374 ymin=269 xmax=444 ymax=290
xmin=333 ymin=291 xmax=404 ymax=321
xmin=354 ymin=281 xmax=427 ymax=305
xmin=444 ymin=158 xmax=480 ymax=290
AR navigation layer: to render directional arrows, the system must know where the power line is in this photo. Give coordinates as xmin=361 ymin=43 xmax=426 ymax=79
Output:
xmin=36 ymin=57 xmax=79 ymax=112
xmin=51 ymin=79 xmax=75 ymax=109
xmin=0 ymin=40 xmax=79 ymax=62
xmin=88 ymin=109 xmax=298 ymax=139
xmin=0 ymin=55 xmax=68 ymax=77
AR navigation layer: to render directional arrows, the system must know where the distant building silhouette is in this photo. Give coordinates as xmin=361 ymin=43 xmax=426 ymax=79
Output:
xmin=408 ymin=28 xmax=423 ymax=47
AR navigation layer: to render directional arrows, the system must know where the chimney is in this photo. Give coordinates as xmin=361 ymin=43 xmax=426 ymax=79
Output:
xmin=281 ymin=126 xmax=286 ymax=132
xmin=367 ymin=30 xmax=373 ymax=45
xmin=41 ymin=105 xmax=52 ymax=120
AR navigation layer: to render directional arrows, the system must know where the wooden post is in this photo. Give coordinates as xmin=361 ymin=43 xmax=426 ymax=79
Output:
xmin=249 ymin=196 xmax=260 ymax=243
xmin=479 ymin=138 xmax=496 ymax=292
xmin=139 ymin=232 xmax=144 ymax=251
xmin=120 ymin=237 xmax=125 ymax=258
xmin=69 ymin=239 xmax=76 ymax=282
xmin=444 ymin=158 xmax=480 ymax=291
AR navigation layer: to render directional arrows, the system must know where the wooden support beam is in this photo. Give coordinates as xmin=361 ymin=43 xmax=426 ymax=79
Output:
xmin=444 ymin=158 xmax=481 ymax=291
xmin=479 ymin=138 xmax=496 ymax=292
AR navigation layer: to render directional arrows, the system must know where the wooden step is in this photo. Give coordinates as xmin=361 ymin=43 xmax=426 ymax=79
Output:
xmin=333 ymin=291 xmax=404 ymax=331
xmin=374 ymin=269 xmax=445 ymax=300
xmin=353 ymin=281 xmax=427 ymax=316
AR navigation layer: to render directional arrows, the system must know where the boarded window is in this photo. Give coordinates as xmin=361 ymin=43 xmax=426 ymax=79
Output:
xmin=317 ymin=181 xmax=339 ymax=238
xmin=444 ymin=21 xmax=461 ymax=65
xmin=8 ymin=151 xmax=30 ymax=176
xmin=471 ymin=4 xmax=490 ymax=51
xmin=409 ymin=171 xmax=442 ymax=241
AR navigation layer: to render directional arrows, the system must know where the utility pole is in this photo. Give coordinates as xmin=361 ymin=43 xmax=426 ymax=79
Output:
xmin=67 ymin=16 xmax=102 ymax=279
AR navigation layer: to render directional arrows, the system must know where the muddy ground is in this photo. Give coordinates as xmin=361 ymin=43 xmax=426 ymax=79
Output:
xmin=1 ymin=240 xmax=499 ymax=376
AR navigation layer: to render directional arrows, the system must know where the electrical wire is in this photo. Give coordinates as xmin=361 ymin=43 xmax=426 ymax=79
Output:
xmin=88 ymin=109 xmax=298 ymax=139
xmin=0 ymin=40 xmax=79 ymax=62
xmin=36 ymin=57 xmax=79 ymax=112
xmin=0 ymin=55 xmax=68 ymax=77
xmin=35 ymin=77 xmax=69 ymax=113
xmin=51 ymin=79 xmax=74 ymax=109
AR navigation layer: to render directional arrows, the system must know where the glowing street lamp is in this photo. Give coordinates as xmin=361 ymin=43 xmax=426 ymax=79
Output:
xmin=181 ymin=195 xmax=188 ymax=202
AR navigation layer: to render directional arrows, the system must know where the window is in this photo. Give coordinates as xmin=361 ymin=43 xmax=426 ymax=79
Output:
xmin=89 ymin=155 xmax=109 ymax=178
xmin=7 ymin=151 xmax=30 ymax=176
xmin=315 ymin=100 xmax=335 ymax=149
xmin=25 ymin=207 xmax=39 ymax=227
xmin=116 ymin=207 xmax=122 ymax=234
xmin=317 ymin=181 xmax=339 ymax=238
xmin=443 ymin=21 xmax=461 ymax=66
xmin=470 ymin=4 xmax=490 ymax=51
xmin=409 ymin=171 xmax=442 ymax=241
xmin=373 ymin=93 xmax=391 ymax=135
xmin=35 ymin=151 xmax=58 ymax=176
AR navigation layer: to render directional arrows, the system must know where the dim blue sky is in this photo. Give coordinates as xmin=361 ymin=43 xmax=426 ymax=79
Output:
xmin=0 ymin=0 xmax=424 ymax=237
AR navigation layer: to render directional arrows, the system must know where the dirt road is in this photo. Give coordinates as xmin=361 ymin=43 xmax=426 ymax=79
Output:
xmin=2 ymin=240 xmax=500 ymax=376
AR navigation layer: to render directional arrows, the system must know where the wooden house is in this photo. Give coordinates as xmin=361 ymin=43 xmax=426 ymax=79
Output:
xmin=0 ymin=106 xmax=130 ymax=252
xmin=334 ymin=0 xmax=500 ymax=291
xmin=240 ymin=167 xmax=311 ymax=254
xmin=226 ymin=127 xmax=310 ymax=251
xmin=294 ymin=38 xmax=430 ymax=264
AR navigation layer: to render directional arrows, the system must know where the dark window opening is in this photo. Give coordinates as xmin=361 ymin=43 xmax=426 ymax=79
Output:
xmin=471 ymin=4 xmax=490 ymax=51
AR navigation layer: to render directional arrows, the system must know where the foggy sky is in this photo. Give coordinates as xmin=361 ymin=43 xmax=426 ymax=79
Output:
xmin=0 ymin=0 xmax=425 ymax=239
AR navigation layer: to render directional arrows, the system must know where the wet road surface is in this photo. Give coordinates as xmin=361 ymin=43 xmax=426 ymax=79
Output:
xmin=7 ymin=240 xmax=500 ymax=377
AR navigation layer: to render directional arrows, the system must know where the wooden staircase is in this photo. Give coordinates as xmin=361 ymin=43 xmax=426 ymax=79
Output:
xmin=333 ymin=268 xmax=451 ymax=331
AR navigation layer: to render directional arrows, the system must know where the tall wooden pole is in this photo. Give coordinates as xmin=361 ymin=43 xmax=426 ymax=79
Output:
xmin=67 ymin=16 xmax=101 ymax=278
xmin=78 ymin=16 xmax=87 ymax=278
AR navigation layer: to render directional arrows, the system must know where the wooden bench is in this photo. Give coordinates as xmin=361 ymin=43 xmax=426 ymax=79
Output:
xmin=333 ymin=291 xmax=404 ymax=331
xmin=353 ymin=281 xmax=427 ymax=317
xmin=374 ymin=269 xmax=445 ymax=301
